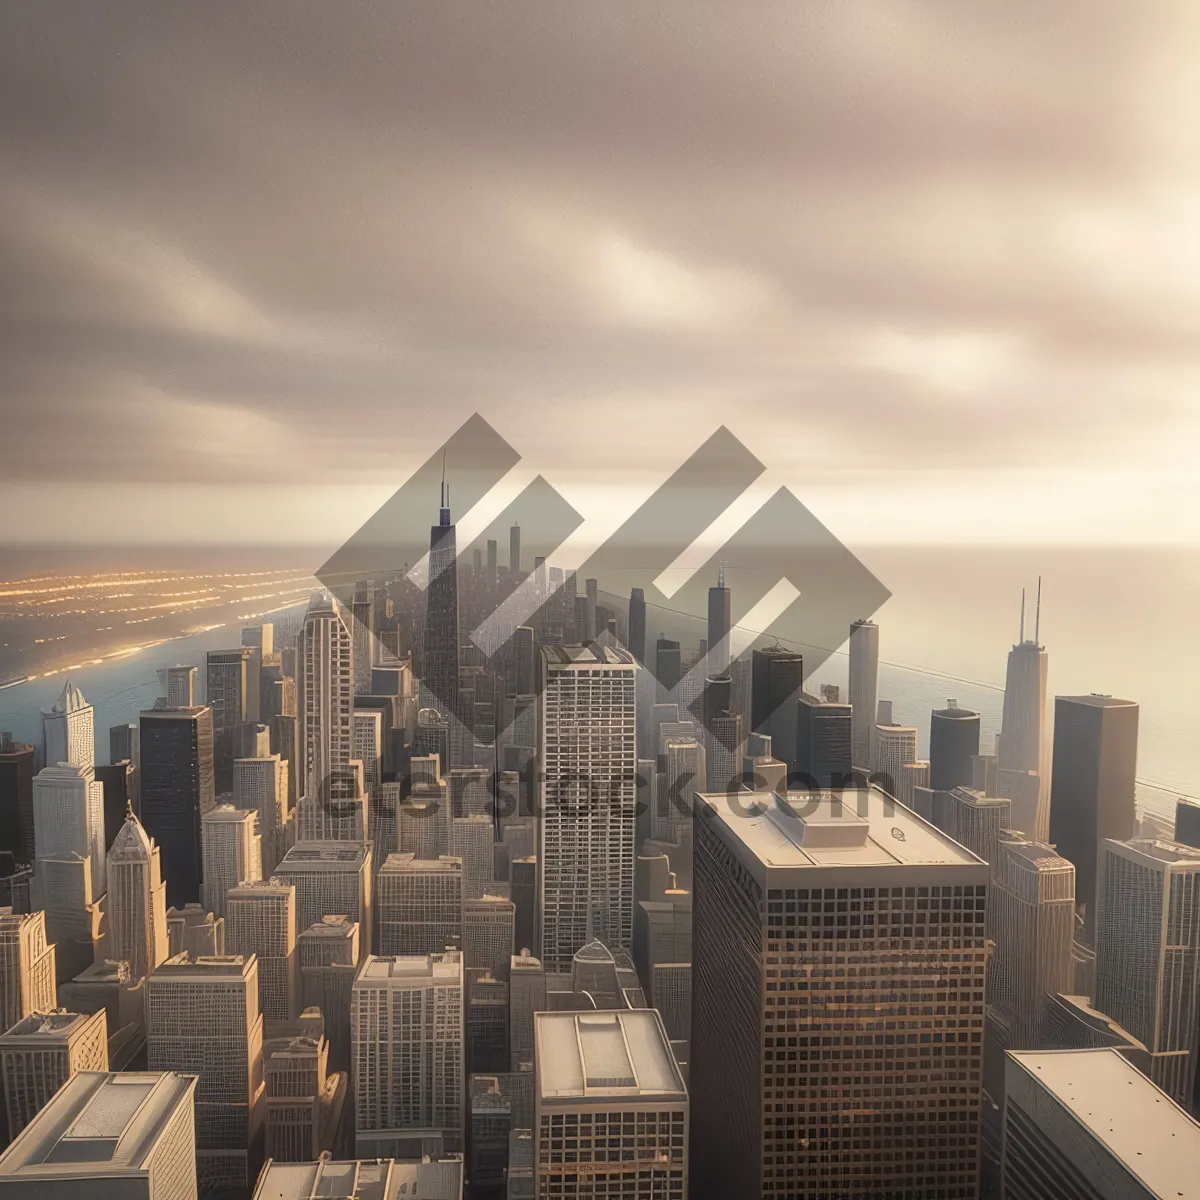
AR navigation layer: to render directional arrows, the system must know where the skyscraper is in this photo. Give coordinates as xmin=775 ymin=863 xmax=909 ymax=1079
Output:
xmin=351 ymin=952 xmax=465 ymax=1158
xmin=0 ymin=734 xmax=35 ymax=865
xmin=509 ymin=521 xmax=521 ymax=578
xmin=145 ymin=953 xmax=264 ymax=1194
xmin=691 ymin=786 xmax=989 ymax=1199
xmin=352 ymin=709 xmax=382 ymax=794
xmin=997 ymin=595 xmax=1050 ymax=842
xmin=424 ymin=485 xmax=460 ymax=739
xmin=139 ymin=706 xmax=215 ymax=907
xmin=158 ymin=665 xmax=197 ymax=708
xmin=42 ymin=682 xmax=94 ymax=773
xmin=794 ymin=694 xmax=852 ymax=788
xmin=929 ymin=701 xmax=981 ymax=792
xmin=107 ymin=808 xmax=169 ymax=980
xmin=233 ymin=753 xmax=288 ymax=876
xmin=848 ymin=619 xmax=879 ymax=770
xmin=275 ymin=841 xmax=372 ymax=961
xmin=751 ymin=646 xmax=803 ymax=770
xmin=627 ymin=587 xmax=646 ymax=663
xmin=1048 ymin=693 xmax=1139 ymax=940
xmin=226 ymin=879 xmax=297 ymax=1021
xmin=533 ymin=1010 xmax=688 ymax=1200
xmin=206 ymin=647 xmax=251 ymax=794
xmin=539 ymin=644 xmax=638 ymax=972
xmin=376 ymin=853 xmax=463 ymax=957
xmin=297 ymin=594 xmax=356 ymax=806
xmin=1094 ymin=837 xmax=1200 ymax=1106
xmin=200 ymin=804 xmax=262 ymax=918
xmin=707 ymin=566 xmax=731 ymax=676
xmin=872 ymin=721 xmax=925 ymax=808
xmin=0 ymin=910 xmax=56 ymax=1033
xmin=298 ymin=916 xmax=359 ymax=1073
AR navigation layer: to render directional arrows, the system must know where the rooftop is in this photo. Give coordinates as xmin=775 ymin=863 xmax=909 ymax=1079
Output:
xmin=1057 ymin=693 xmax=1138 ymax=709
xmin=1007 ymin=1049 xmax=1200 ymax=1197
xmin=536 ymin=1010 xmax=686 ymax=1102
xmin=202 ymin=803 xmax=257 ymax=823
xmin=541 ymin=643 xmax=636 ymax=667
xmin=278 ymin=841 xmax=369 ymax=868
xmin=696 ymin=787 xmax=988 ymax=882
xmin=0 ymin=1010 xmax=101 ymax=1041
xmin=253 ymin=1157 xmax=464 ymax=1200
xmin=1105 ymin=837 xmax=1200 ymax=868
xmin=0 ymin=1072 xmax=197 ymax=1178
xmin=355 ymin=953 xmax=462 ymax=986
xmin=300 ymin=915 xmax=358 ymax=939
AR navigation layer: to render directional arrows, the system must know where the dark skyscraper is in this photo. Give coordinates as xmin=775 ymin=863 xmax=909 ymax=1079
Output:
xmin=706 ymin=566 xmax=731 ymax=676
xmin=424 ymin=480 xmax=460 ymax=731
xmin=109 ymin=723 xmax=139 ymax=766
xmin=1049 ymin=694 xmax=1139 ymax=939
xmin=139 ymin=705 xmax=216 ymax=907
xmin=205 ymin=646 xmax=250 ymax=794
xmin=486 ymin=537 xmax=498 ymax=584
xmin=655 ymin=638 xmax=682 ymax=703
xmin=1177 ymin=798 xmax=1200 ymax=850
xmin=929 ymin=701 xmax=981 ymax=792
xmin=794 ymin=695 xmax=853 ymax=786
xmin=0 ymin=734 xmax=35 ymax=864
xmin=509 ymin=522 xmax=521 ymax=577
xmin=751 ymin=646 xmax=803 ymax=770
xmin=628 ymin=587 xmax=646 ymax=664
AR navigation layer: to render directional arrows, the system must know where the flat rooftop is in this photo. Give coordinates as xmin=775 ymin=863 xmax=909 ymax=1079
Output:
xmin=695 ymin=787 xmax=987 ymax=884
xmin=253 ymin=1157 xmax=464 ymax=1200
xmin=1007 ymin=1049 xmax=1200 ymax=1197
xmin=278 ymin=841 xmax=369 ymax=868
xmin=536 ymin=1010 xmax=686 ymax=1102
xmin=0 ymin=1010 xmax=99 ymax=1041
xmin=541 ymin=643 xmax=635 ymax=667
xmin=1057 ymin=694 xmax=1138 ymax=708
xmin=0 ymin=1072 xmax=197 ymax=1178
xmin=355 ymin=953 xmax=462 ymax=986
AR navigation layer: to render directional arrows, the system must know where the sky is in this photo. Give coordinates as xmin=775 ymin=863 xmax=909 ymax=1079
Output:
xmin=2 ymin=2 xmax=1199 ymax=553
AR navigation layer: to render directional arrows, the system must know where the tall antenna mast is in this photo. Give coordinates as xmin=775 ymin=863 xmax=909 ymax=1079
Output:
xmin=718 ymin=560 xmax=725 ymax=589
xmin=1035 ymin=575 xmax=1042 ymax=645
xmin=440 ymin=448 xmax=448 ymax=508
xmin=1019 ymin=587 xmax=1025 ymax=644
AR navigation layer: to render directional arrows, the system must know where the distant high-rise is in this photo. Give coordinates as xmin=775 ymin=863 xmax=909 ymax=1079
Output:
xmin=997 ymin=593 xmax=1050 ymax=841
xmin=929 ymin=700 xmax=980 ymax=792
xmin=0 ymin=734 xmax=35 ymax=864
xmin=655 ymin=638 xmax=682 ymax=703
xmin=297 ymin=595 xmax=356 ymax=805
xmin=0 ymin=1009 xmax=108 ymax=1140
xmin=0 ymin=910 xmax=56 ymax=1033
xmin=139 ymin=706 xmax=215 ymax=907
xmin=707 ymin=566 xmax=731 ymax=676
xmin=538 ymin=644 xmax=638 ymax=971
xmin=424 ymin=487 xmax=460 ymax=740
xmin=351 ymin=952 xmax=465 ymax=1158
xmin=350 ymin=597 xmax=375 ymax=697
xmin=1048 ymin=694 xmax=1139 ymax=940
xmin=41 ymin=681 xmax=94 ymax=773
xmin=1094 ymin=837 xmax=1200 ymax=1106
xmin=158 ymin=664 xmax=197 ymax=709
xmin=376 ymin=853 xmax=463 ymax=957
xmin=107 ymin=808 xmax=169 ymax=980
xmin=233 ymin=753 xmax=288 ymax=876
xmin=872 ymin=721 xmax=927 ymax=808
xmin=145 ymin=953 xmax=264 ymax=1193
xmin=509 ymin=522 xmax=521 ymax=577
xmin=628 ymin=587 xmax=646 ymax=663
xmin=1177 ymin=797 xmax=1200 ymax=849
xmin=534 ymin=1010 xmax=688 ymax=1200
xmin=794 ymin=694 xmax=852 ymax=787
xmin=226 ymin=879 xmax=297 ymax=1021
xmin=0 ymin=1071 xmax=199 ymax=1198
xmin=206 ymin=647 xmax=251 ymax=794
xmin=352 ymin=709 xmax=382 ymax=794
xmin=751 ymin=647 xmax=803 ymax=769
xmin=1002 ymin=1049 xmax=1200 ymax=1200
xmin=848 ymin=619 xmax=879 ymax=769
xmin=200 ymin=804 xmax=262 ymax=918
xmin=691 ymin=786 xmax=988 ymax=1199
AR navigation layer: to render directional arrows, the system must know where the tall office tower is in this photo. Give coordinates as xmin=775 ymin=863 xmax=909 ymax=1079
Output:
xmin=1177 ymin=797 xmax=1200 ymax=849
xmin=234 ymin=754 xmax=288 ymax=876
xmin=0 ymin=1070 xmax=199 ymax=1197
xmin=201 ymin=804 xmax=262 ymax=918
xmin=139 ymin=706 xmax=215 ymax=907
xmin=157 ymin=664 xmax=197 ymax=708
xmin=927 ymin=787 xmax=1011 ymax=884
xmin=206 ymin=647 xmax=250 ymax=794
xmin=793 ymin=695 xmax=852 ymax=787
xmin=42 ymin=682 xmax=95 ymax=773
xmin=423 ymin=487 xmax=461 ymax=737
xmin=534 ymin=1010 xmax=688 ymax=1200
xmin=276 ymin=841 xmax=372 ymax=960
xmin=691 ymin=786 xmax=989 ymax=1200
xmin=296 ymin=788 xmax=367 ymax=844
xmin=298 ymin=594 xmax=356 ymax=808
xmin=235 ymin=722 xmax=271 ymax=760
xmin=351 ymin=952 xmax=465 ymax=1158
xmin=0 ymin=735 xmax=35 ymax=864
xmin=298 ymin=916 xmax=359 ymax=1071
xmin=507 ymin=625 xmax=535 ymax=697
xmin=929 ymin=701 xmax=981 ymax=792
xmin=705 ymin=709 xmax=744 ymax=794
xmin=465 ymin=895 xmax=515 ymax=982
xmin=751 ymin=647 xmax=804 ymax=770
xmin=351 ymin=710 xmax=382 ymax=794
xmin=628 ymin=587 xmax=646 ymax=663
xmin=651 ymin=738 xmax=705 ymax=845
xmin=448 ymin=816 xmax=495 ymax=900
xmin=486 ymin=537 xmax=498 ymax=585
xmin=270 ymin=713 xmax=299 ymax=810
xmin=226 ymin=880 xmax=297 ymax=1021
xmin=241 ymin=623 xmax=274 ymax=722
xmin=449 ymin=766 xmax=490 ymax=820
xmin=996 ymin=602 xmax=1050 ymax=842
xmin=990 ymin=839 xmax=1075 ymax=1047
xmin=166 ymin=905 xmax=225 ymax=958
xmin=1002 ymin=1049 xmax=1200 ymax=1200
xmin=0 ymin=1009 xmax=108 ymax=1140
xmin=350 ymin=597 xmax=375 ymax=697
xmin=466 ymin=972 xmax=509 ymax=1075
xmin=509 ymin=950 xmax=545 ymax=1072
xmin=511 ymin=857 xmax=536 ymax=956
xmin=633 ymin=896 xmax=691 ymax=986
xmin=742 ymin=732 xmax=788 ymax=795
xmin=1094 ymin=838 xmax=1200 ymax=1106
xmin=1049 ymin=694 xmax=1139 ymax=940
xmin=584 ymin=577 xmax=599 ymax=642
xmin=108 ymin=723 xmax=139 ymax=771
xmin=398 ymin=797 xmax=444 ymax=861
xmin=107 ymin=809 xmax=169 ymax=980
xmin=509 ymin=521 xmax=521 ymax=578
xmin=876 ymin=699 xmax=893 ymax=724
xmin=376 ymin=853 xmax=463 ymax=957
xmin=872 ymin=721 xmax=924 ymax=806
xmin=0 ymin=910 xmax=56 ymax=1032
xmin=261 ymin=1014 xmax=346 ymax=1165
xmin=252 ymin=1156 xmax=464 ymax=1200
xmin=95 ymin=760 xmax=134 ymax=850
xmin=707 ymin=566 xmax=732 ymax=676
xmin=539 ymin=644 xmax=638 ymax=972
xmin=146 ymin=953 xmax=264 ymax=1193
xmin=654 ymin=638 xmax=682 ymax=704
xmin=848 ymin=619 xmax=880 ymax=770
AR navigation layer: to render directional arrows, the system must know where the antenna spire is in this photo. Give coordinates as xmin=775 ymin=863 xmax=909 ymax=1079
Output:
xmin=1035 ymin=574 xmax=1042 ymax=645
xmin=1019 ymin=588 xmax=1025 ymax=644
xmin=718 ymin=560 xmax=725 ymax=589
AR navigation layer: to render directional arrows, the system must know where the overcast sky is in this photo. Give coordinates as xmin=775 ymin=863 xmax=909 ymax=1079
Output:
xmin=2 ymin=2 xmax=1198 ymax=552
